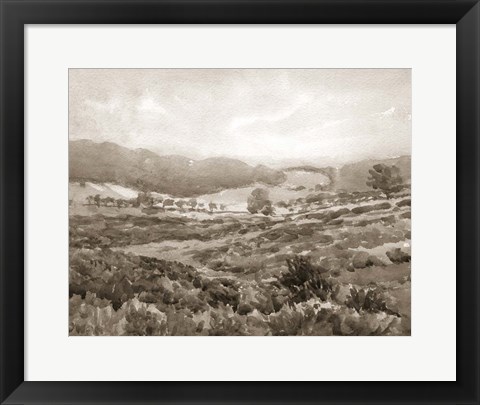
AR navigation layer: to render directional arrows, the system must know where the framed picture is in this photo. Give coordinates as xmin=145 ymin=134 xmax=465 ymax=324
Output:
xmin=1 ymin=0 xmax=479 ymax=404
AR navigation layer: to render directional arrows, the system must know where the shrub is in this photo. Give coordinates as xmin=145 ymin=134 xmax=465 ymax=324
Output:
xmin=247 ymin=188 xmax=274 ymax=216
xmin=327 ymin=207 xmax=350 ymax=220
xmin=345 ymin=286 xmax=399 ymax=316
xmin=277 ymin=256 xmax=332 ymax=304
xmin=163 ymin=198 xmax=174 ymax=208
xmin=305 ymin=192 xmax=333 ymax=204
xmin=386 ymin=248 xmax=411 ymax=264
xmin=352 ymin=252 xmax=384 ymax=269
xmin=208 ymin=310 xmax=248 ymax=336
xmin=330 ymin=306 xmax=403 ymax=336
xmin=188 ymin=198 xmax=197 ymax=209
xmin=351 ymin=202 xmax=391 ymax=214
xmin=268 ymin=308 xmax=305 ymax=335
xmin=396 ymin=198 xmax=411 ymax=207
xmin=203 ymin=278 xmax=240 ymax=310
xmin=136 ymin=192 xmax=154 ymax=208
xmin=124 ymin=302 xmax=167 ymax=336
xmin=175 ymin=200 xmax=187 ymax=209
xmin=237 ymin=303 xmax=254 ymax=315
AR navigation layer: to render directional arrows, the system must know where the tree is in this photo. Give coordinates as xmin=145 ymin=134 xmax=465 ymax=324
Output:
xmin=247 ymin=188 xmax=274 ymax=216
xmin=175 ymin=200 xmax=187 ymax=209
xmin=366 ymin=164 xmax=404 ymax=198
xmin=208 ymin=202 xmax=217 ymax=212
xmin=93 ymin=194 xmax=101 ymax=207
xmin=188 ymin=198 xmax=197 ymax=209
xmin=153 ymin=196 xmax=163 ymax=205
xmin=260 ymin=204 xmax=275 ymax=216
xmin=163 ymin=198 xmax=174 ymax=208
xmin=136 ymin=192 xmax=154 ymax=208
xmin=104 ymin=196 xmax=115 ymax=207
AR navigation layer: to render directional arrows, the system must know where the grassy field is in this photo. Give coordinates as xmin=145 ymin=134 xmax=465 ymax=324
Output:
xmin=69 ymin=184 xmax=411 ymax=336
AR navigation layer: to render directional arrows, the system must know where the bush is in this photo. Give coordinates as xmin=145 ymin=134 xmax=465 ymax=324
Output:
xmin=305 ymin=192 xmax=332 ymax=204
xmin=345 ymin=286 xmax=399 ymax=316
xmin=396 ymin=198 xmax=411 ymax=207
xmin=124 ymin=302 xmax=168 ymax=336
xmin=386 ymin=248 xmax=411 ymax=264
xmin=351 ymin=202 xmax=391 ymax=214
xmin=277 ymin=256 xmax=332 ymax=304
xmin=247 ymin=188 xmax=274 ymax=216
xmin=352 ymin=252 xmax=384 ymax=269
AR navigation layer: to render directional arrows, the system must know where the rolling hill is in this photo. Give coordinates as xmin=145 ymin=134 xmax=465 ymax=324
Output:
xmin=69 ymin=140 xmax=286 ymax=197
xmin=333 ymin=156 xmax=411 ymax=192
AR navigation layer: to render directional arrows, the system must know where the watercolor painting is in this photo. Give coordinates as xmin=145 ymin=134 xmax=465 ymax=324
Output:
xmin=69 ymin=69 xmax=411 ymax=336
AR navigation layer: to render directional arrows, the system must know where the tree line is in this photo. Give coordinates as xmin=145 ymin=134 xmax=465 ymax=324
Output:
xmin=82 ymin=192 xmax=226 ymax=212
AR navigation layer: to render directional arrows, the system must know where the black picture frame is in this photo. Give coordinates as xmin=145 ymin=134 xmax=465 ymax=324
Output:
xmin=1 ymin=1 xmax=479 ymax=404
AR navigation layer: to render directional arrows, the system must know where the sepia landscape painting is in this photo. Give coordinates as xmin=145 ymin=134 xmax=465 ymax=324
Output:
xmin=69 ymin=69 xmax=411 ymax=336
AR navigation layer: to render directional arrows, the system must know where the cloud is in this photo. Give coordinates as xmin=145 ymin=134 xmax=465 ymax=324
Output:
xmin=373 ymin=107 xmax=396 ymax=118
xmin=229 ymin=108 xmax=296 ymax=131
xmin=229 ymin=94 xmax=313 ymax=131
xmin=371 ymin=106 xmax=412 ymax=123
xmin=137 ymin=97 xmax=167 ymax=115
xmin=84 ymin=99 xmax=119 ymax=114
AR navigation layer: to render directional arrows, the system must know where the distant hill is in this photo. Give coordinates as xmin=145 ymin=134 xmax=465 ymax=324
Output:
xmin=69 ymin=140 xmax=286 ymax=197
xmin=283 ymin=157 xmax=411 ymax=192
xmin=284 ymin=165 xmax=337 ymax=188
xmin=334 ymin=156 xmax=411 ymax=192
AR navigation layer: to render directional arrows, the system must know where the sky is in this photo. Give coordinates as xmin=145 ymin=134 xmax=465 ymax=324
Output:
xmin=69 ymin=69 xmax=411 ymax=167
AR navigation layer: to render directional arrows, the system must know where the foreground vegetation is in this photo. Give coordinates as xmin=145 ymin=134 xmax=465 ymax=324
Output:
xmin=69 ymin=186 xmax=411 ymax=336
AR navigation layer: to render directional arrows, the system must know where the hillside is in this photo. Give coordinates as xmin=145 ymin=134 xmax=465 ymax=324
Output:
xmin=333 ymin=156 xmax=411 ymax=192
xmin=283 ymin=157 xmax=410 ymax=193
xmin=69 ymin=140 xmax=286 ymax=197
